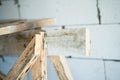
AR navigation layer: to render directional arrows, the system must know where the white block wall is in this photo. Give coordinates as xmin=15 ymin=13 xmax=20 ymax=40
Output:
xmin=99 ymin=0 xmax=120 ymax=23
xmin=0 ymin=0 xmax=19 ymax=19
xmin=0 ymin=0 xmax=120 ymax=80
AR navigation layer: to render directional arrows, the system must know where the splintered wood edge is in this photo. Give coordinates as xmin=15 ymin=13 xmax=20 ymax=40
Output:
xmin=4 ymin=37 xmax=35 ymax=80
xmin=50 ymin=55 xmax=74 ymax=80
xmin=5 ymin=32 xmax=45 ymax=80
xmin=32 ymin=32 xmax=47 ymax=80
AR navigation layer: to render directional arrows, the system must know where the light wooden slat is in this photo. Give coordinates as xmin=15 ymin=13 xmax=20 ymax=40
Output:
xmin=85 ymin=28 xmax=90 ymax=56
xmin=4 ymin=33 xmax=44 ymax=80
xmin=0 ymin=28 xmax=90 ymax=56
xmin=0 ymin=18 xmax=56 ymax=36
xmin=50 ymin=55 xmax=74 ymax=80
xmin=32 ymin=32 xmax=47 ymax=80
xmin=47 ymin=28 xmax=90 ymax=56
xmin=0 ymin=70 xmax=6 ymax=80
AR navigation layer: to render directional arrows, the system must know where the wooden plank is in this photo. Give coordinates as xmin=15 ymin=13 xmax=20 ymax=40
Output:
xmin=0 ymin=18 xmax=56 ymax=36
xmin=4 ymin=32 xmax=44 ymax=80
xmin=50 ymin=55 xmax=74 ymax=80
xmin=32 ymin=32 xmax=47 ymax=80
xmin=47 ymin=28 xmax=90 ymax=56
xmin=0 ymin=70 xmax=6 ymax=80
xmin=0 ymin=28 xmax=90 ymax=55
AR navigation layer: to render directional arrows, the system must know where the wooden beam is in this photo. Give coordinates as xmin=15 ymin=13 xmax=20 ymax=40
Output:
xmin=47 ymin=28 xmax=90 ymax=56
xmin=4 ymin=32 xmax=44 ymax=80
xmin=32 ymin=32 xmax=47 ymax=80
xmin=0 ymin=28 xmax=90 ymax=56
xmin=0 ymin=18 xmax=56 ymax=36
xmin=0 ymin=70 xmax=6 ymax=80
xmin=50 ymin=55 xmax=74 ymax=80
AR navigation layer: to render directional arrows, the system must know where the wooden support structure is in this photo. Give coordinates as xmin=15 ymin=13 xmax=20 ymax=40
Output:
xmin=0 ymin=18 xmax=90 ymax=80
xmin=0 ymin=18 xmax=56 ymax=36
xmin=32 ymin=32 xmax=47 ymax=80
xmin=4 ymin=32 xmax=45 ymax=80
xmin=50 ymin=55 xmax=74 ymax=80
xmin=0 ymin=70 xmax=6 ymax=80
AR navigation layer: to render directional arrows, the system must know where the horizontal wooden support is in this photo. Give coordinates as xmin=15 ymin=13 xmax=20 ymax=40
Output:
xmin=0 ymin=70 xmax=6 ymax=80
xmin=0 ymin=28 xmax=90 ymax=56
xmin=50 ymin=55 xmax=74 ymax=80
xmin=5 ymin=32 xmax=44 ymax=80
xmin=0 ymin=18 xmax=56 ymax=36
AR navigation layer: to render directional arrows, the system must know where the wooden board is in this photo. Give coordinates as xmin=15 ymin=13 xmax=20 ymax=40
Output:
xmin=50 ymin=55 xmax=74 ymax=80
xmin=0 ymin=70 xmax=6 ymax=80
xmin=0 ymin=18 xmax=56 ymax=36
xmin=5 ymin=33 xmax=44 ymax=80
xmin=47 ymin=28 xmax=90 ymax=56
xmin=32 ymin=32 xmax=47 ymax=80
xmin=0 ymin=28 xmax=90 ymax=56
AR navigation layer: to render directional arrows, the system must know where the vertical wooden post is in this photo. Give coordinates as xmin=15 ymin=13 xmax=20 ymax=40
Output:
xmin=32 ymin=32 xmax=47 ymax=80
xmin=4 ymin=32 xmax=44 ymax=80
xmin=50 ymin=55 xmax=74 ymax=80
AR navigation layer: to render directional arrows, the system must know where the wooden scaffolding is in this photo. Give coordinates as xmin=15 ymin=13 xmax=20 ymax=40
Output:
xmin=0 ymin=18 xmax=90 ymax=80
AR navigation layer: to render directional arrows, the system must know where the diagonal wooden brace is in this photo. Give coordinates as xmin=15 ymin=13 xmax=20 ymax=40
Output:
xmin=4 ymin=32 xmax=46 ymax=80
xmin=50 ymin=55 xmax=74 ymax=80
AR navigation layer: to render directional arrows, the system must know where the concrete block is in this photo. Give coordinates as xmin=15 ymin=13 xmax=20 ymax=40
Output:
xmin=90 ymin=25 xmax=120 ymax=59
xmin=0 ymin=0 xmax=19 ymax=19
xmin=20 ymin=0 xmax=98 ymax=25
xmin=65 ymin=24 xmax=120 ymax=59
xmin=99 ymin=0 xmax=120 ymax=23
xmin=67 ymin=59 xmax=105 ymax=80
xmin=105 ymin=61 xmax=120 ymax=80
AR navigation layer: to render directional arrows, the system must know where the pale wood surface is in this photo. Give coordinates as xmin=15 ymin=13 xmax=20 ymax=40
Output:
xmin=0 ymin=18 xmax=56 ymax=36
xmin=0 ymin=28 xmax=90 ymax=56
xmin=0 ymin=29 xmax=40 ymax=55
xmin=32 ymin=32 xmax=47 ymax=80
xmin=85 ymin=28 xmax=90 ymax=56
xmin=5 ymin=33 xmax=44 ymax=80
xmin=50 ymin=55 xmax=74 ymax=80
xmin=47 ymin=28 xmax=90 ymax=56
